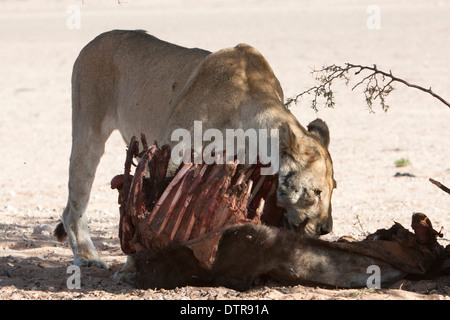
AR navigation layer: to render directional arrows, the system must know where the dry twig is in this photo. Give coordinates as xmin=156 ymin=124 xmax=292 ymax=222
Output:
xmin=429 ymin=178 xmax=450 ymax=195
xmin=285 ymin=63 xmax=450 ymax=112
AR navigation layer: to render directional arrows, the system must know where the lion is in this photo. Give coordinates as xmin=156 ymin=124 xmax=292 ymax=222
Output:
xmin=54 ymin=30 xmax=336 ymax=280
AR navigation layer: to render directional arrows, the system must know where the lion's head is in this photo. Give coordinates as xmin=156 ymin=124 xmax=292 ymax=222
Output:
xmin=277 ymin=118 xmax=336 ymax=237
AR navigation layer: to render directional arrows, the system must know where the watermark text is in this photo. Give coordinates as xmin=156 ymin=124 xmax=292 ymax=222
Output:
xmin=171 ymin=121 xmax=279 ymax=175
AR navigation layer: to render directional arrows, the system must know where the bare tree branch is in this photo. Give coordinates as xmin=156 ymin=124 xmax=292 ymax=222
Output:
xmin=285 ymin=63 xmax=450 ymax=112
xmin=429 ymin=178 xmax=450 ymax=195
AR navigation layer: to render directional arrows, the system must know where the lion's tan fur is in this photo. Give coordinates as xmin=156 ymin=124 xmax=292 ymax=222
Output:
xmin=59 ymin=30 xmax=335 ymax=275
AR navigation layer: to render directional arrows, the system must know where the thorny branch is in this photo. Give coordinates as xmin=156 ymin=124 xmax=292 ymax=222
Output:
xmin=285 ymin=63 xmax=450 ymax=112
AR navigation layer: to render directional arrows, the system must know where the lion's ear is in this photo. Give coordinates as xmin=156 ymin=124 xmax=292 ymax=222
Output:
xmin=307 ymin=118 xmax=330 ymax=149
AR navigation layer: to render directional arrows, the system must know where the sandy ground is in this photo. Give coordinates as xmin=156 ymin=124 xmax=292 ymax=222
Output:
xmin=0 ymin=0 xmax=449 ymax=301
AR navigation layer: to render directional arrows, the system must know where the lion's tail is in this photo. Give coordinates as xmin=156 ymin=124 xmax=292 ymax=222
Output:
xmin=53 ymin=222 xmax=68 ymax=242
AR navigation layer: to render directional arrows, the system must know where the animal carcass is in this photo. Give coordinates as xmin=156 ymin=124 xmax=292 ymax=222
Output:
xmin=112 ymin=136 xmax=447 ymax=290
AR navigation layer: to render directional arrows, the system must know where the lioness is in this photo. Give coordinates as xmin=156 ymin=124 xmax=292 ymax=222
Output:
xmin=55 ymin=30 xmax=336 ymax=274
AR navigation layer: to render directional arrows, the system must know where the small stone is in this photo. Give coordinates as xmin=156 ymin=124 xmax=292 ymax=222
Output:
xmin=5 ymin=205 xmax=17 ymax=213
xmin=32 ymin=224 xmax=53 ymax=236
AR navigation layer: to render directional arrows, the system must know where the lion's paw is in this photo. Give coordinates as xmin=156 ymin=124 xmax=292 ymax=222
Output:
xmin=113 ymin=255 xmax=136 ymax=284
xmin=113 ymin=270 xmax=136 ymax=284
xmin=74 ymin=257 xmax=110 ymax=269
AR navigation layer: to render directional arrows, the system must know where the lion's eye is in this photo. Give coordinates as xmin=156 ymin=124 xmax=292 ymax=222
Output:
xmin=314 ymin=189 xmax=322 ymax=198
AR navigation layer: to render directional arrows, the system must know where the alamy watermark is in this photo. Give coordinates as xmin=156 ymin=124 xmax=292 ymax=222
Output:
xmin=66 ymin=265 xmax=81 ymax=289
xmin=366 ymin=265 xmax=381 ymax=289
xmin=170 ymin=121 xmax=280 ymax=175
xmin=66 ymin=5 xmax=81 ymax=30
xmin=366 ymin=5 xmax=381 ymax=30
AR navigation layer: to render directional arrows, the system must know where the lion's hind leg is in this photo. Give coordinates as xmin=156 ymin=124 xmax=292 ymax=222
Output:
xmin=61 ymin=123 xmax=112 ymax=269
xmin=59 ymin=81 xmax=116 ymax=269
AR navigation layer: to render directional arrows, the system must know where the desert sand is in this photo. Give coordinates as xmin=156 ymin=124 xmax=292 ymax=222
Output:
xmin=0 ymin=0 xmax=449 ymax=300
